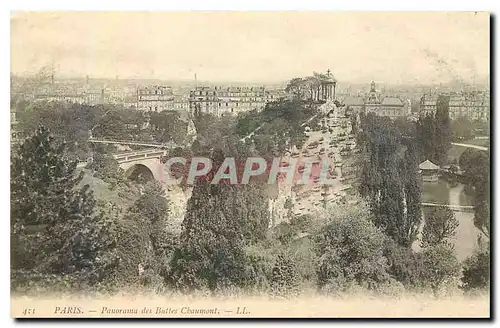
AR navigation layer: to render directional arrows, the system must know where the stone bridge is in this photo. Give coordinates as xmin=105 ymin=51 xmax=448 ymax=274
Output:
xmin=113 ymin=149 xmax=167 ymax=182
xmin=86 ymin=138 xmax=181 ymax=183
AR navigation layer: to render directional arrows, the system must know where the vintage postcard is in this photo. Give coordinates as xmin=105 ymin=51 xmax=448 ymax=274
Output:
xmin=10 ymin=11 xmax=490 ymax=318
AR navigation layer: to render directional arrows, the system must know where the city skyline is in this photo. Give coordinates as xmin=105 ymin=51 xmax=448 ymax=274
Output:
xmin=11 ymin=12 xmax=490 ymax=85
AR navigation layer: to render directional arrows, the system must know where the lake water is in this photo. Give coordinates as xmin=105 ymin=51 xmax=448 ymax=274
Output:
xmin=416 ymin=179 xmax=481 ymax=261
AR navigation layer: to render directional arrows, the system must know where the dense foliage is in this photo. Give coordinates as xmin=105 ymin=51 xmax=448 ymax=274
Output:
xmin=459 ymin=149 xmax=490 ymax=238
xmin=11 ymin=127 xmax=119 ymax=292
xmin=416 ymin=95 xmax=452 ymax=165
xmin=315 ymin=205 xmax=390 ymax=294
xmin=10 ymin=78 xmax=490 ymax=298
xmin=358 ymin=114 xmax=422 ymax=247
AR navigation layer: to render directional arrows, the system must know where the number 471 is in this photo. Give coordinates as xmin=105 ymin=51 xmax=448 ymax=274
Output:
xmin=22 ymin=308 xmax=35 ymax=315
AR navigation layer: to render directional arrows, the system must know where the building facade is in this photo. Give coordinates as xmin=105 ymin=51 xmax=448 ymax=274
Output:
xmin=342 ymin=81 xmax=408 ymax=119
xmin=364 ymin=81 xmax=408 ymax=119
xmin=419 ymin=91 xmax=490 ymax=122
xmin=137 ymin=85 xmax=175 ymax=112
xmin=189 ymin=85 xmax=283 ymax=116
xmin=11 ymin=109 xmax=20 ymax=144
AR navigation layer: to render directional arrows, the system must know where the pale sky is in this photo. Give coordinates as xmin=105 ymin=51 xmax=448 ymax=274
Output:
xmin=10 ymin=12 xmax=490 ymax=84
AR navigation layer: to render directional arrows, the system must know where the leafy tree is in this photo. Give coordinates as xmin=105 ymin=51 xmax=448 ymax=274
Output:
xmin=315 ymin=204 xmax=389 ymax=293
xmin=416 ymin=95 xmax=451 ymax=165
xmin=168 ymin=128 xmax=270 ymax=293
xmin=285 ymin=77 xmax=308 ymax=99
xmin=433 ymin=95 xmax=452 ymax=164
xmin=451 ymin=116 xmax=475 ymax=141
xmin=115 ymin=181 xmax=172 ymax=291
xmin=149 ymin=110 xmax=189 ymax=145
xmin=235 ymin=98 xmax=317 ymax=156
xmin=359 ymin=114 xmax=422 ymax=247
xmin=461 ymin=244 xmax=490 ymax=293
xmin=421 ymin=244 xmax=461 ymax=297
xmin=11 ymin=126 xmax=119 ymax=290
xmin=17 ymin=101 xmax=100 ymax=160
xmin=421 ymin=206 xmax=459 ymax=248
xmin=383 ymin=238 xmax=427 ymax=290
xmin=459 ymin=149 xmax=490 ymax=238
xmin=88 ymin=151 xmax=125 ymax=188
xmin=270 ymin=252 xmax=301 ymax=298
xmin=416 ymin=115 xmax=437 ymax=163
xmin=168 ymin=181 xmax=250 ymax=293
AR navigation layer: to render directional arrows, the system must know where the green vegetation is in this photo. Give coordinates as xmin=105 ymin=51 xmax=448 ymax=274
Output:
xmin=11 ymin=79 xmax=490 ymax=299
xmin=358 ymin=114 xmax=422 ymax=247
xmin=459 ymin=149 xmax=490 ymax=238
xmin=421 ymin=206 xmax=459 ymax=249
xmin=11 ymin=127 xmax=120 ymax=293
xmin=416 ymin=95 xmax=452 ymax=165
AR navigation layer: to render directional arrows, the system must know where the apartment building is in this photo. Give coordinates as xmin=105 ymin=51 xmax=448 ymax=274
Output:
xmin=137 ymin=85 xmax=175 ymax=112
xmin=189 ymin=85 xmax=282 ymax=116
xmin=419 ymin=91 xmax=490 ymax=122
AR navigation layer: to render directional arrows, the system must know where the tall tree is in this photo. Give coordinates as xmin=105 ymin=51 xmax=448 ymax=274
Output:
xmin=168 ymin=128 xmax=270 ymax=293
xmin=11 ymin=126 xmax=118 ymax=289
xmin=116 ymin=181 xmax=173 ymax=289
xmin=434 ymin=95 xmax=452 ymax=164
xmin=459 ymin=149 xmax=490 ymax=238
xmin=168 ymin=180 xmax=250 ymax=292
xmin=416 ymin=95 xmax=451 ymax=165
xmin=359 ymin=114 xmax=422 ymax=247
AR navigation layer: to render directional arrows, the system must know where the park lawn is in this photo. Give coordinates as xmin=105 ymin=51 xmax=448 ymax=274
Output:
xmin=447 ymin=138 xmax=489 ymax=162
xmin=78 ymin=170 xmax=139 ymax=211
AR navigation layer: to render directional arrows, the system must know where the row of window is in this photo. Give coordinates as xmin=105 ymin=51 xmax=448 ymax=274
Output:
xmin=194 ymin=102 xmax=265 ymax=107
xmin=191 ymin=91 xmax=271 ymax=97
xmin=138 ymin=89 xmax=172 ymax=96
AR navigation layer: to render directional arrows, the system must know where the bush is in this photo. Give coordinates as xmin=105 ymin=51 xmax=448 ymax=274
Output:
xmin=315 ymin=205 xmax=389 ymax=294
xmin=421 ymin=244 xmax=461 ymax=297
xmin=461 ymin=247 xmax=490 ymax=293
xmin=270 ymin=253 xmax=301 ymax=298
xmin=384 ymin=238 xmax=427 ymax=290
xmin=114 ymin=214 xmax=155 ymax=286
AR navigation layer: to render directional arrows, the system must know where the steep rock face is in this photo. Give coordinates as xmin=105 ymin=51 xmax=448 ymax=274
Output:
xmin=268 ymin=183 xmax=294 ymax=227
xmin=185 ymin=118 xmax=197 ymax=146
xmin=163 ymin=115 xmax=197 ymax=233
xmin=165 ymin=185 xmax=193 ymax=234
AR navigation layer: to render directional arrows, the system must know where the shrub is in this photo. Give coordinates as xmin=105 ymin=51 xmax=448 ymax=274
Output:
xmin=270 ymin=253 xmax=301 ymax=298
xmin=315 ymin=205 xmax=389 ymax=294
xmin=461 ymin=246 xmax=490 ymax=293
xmin=421 ymin=244 xmax=461 ymax=297
xmin=384 ymin=238 xmax=427 ymax=290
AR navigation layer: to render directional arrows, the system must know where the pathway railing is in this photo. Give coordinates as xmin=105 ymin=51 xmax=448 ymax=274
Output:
xmin=89 ymin=137 xmax=177 ymax=149
xmin=451 ymin=142 xmax=488 ymax=151
xmin=421 ymin=202 xmax=475 ymax=212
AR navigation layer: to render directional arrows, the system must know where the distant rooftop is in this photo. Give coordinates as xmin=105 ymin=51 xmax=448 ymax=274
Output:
xmin=343 ymin=96 xmax=364 ymax=106
xmin=419 ymin=159 xmax=440 ymax=170
xmin=380 ymin=97 xmax=404 ymax=106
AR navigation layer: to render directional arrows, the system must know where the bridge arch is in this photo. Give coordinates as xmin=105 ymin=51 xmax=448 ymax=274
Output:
xmin=125 ymin=163 xmax=155 ymax=183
